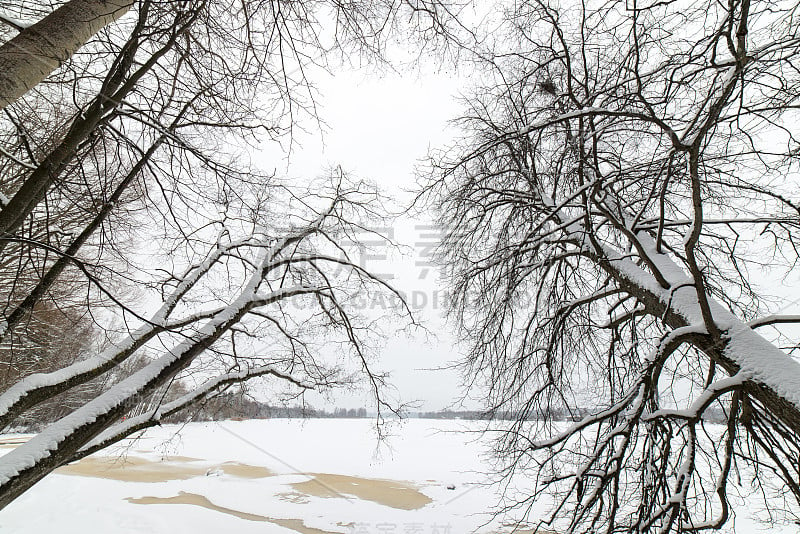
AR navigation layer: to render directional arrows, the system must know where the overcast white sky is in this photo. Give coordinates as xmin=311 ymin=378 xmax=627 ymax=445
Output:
xmin=253 ymin=65 xmax=477 ymax=411
xmin=248 ymin=61 xmax=800 ymax=413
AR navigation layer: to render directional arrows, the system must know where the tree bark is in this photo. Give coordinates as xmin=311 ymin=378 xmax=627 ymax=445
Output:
xmin=0 ymin=0 xmax=134 ymax=110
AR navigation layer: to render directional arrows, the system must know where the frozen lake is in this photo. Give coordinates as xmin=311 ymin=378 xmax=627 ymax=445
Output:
xmin=0 ymin=419 xmax=538 ymax=534
xmin=0 ymin=418 xmax=791 ymax=533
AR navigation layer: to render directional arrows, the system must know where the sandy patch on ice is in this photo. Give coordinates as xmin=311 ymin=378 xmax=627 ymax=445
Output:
xmin=494 ymin=520 xmax=561 ymax=534
xmin=56 ymin=456 xmax=274 ymax=482
xmin=127 ymin=492 xmax=339 ymax=534
xmin=291 ymin=473 xmax=432 ymax=510
xmin=56 ymin=455 xmax=429 ymax=511
xmin=205 ymin=461 xmax=274 ymax=478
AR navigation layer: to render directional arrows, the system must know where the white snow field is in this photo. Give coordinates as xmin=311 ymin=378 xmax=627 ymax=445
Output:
xmin=0 ymin=418 xmax=792 ymax=533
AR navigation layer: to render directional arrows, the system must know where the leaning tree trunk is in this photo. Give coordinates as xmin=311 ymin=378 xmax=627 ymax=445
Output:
xmin=0 ymin=0 xmax=134 ymax=110
xmin=597 ymin=250 xmax=800 ymax=436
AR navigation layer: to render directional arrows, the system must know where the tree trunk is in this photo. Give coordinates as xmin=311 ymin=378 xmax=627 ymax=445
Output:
xmin=0 ymin=0 xmax=134 ymax=110
xmin=599 ymin=252 xmax=800 ymax=435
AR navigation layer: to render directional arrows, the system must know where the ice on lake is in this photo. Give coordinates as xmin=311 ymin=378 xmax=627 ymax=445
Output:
xmin=0 ymin=418 xmax=790 ymax=533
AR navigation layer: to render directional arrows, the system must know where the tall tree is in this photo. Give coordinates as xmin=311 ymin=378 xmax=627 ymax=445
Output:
xmin=424 ymin=0 xmax=800 ymax=531
xmin=0 ymin=0 xmax=445 ymax=507
xmin=0 ymin=0 xmax=134 ymax=110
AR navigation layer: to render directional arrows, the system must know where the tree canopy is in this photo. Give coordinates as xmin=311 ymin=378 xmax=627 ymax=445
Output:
xmin=3 ymin=1 xmax=800 ymax=531
xmin=0 ymin=0 xmax=445 ymax=507
xmin=423 ymin=0 xmax=800 ymax=531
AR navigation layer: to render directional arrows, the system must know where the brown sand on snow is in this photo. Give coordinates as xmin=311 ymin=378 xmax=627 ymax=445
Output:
xmin=58 ymin=454 xmax=431 ymax=511
xmin=42 ymin=451 xmax=548 ymax=533
xmin=56 ymin=453 xmax=431 ymax=510
xmin=6 ymin=436 xmax=551 ymax=532
xmin=291 ymin=473 xmax=432 ymax=511
xmin=127 ymin=492 xmax=339 ymax=534
xmin=56 ymin=456 xmax=274 ymax=483
xmin=129 ymin=491 xmax=556 ymax=534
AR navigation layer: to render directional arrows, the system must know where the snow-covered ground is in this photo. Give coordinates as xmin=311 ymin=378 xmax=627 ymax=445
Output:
xmin=0 ymin=419 xmax=791 ymax=533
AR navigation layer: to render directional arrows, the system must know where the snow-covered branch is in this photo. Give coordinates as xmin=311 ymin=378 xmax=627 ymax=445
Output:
xmin=76 ymin=364 xmax=312 ymax=459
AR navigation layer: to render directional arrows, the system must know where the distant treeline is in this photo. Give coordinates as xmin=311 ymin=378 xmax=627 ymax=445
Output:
xmin=169 ymin=392 xmax=729 ymax=424
xmin=171 ymin=392 xmax=369 ymax=423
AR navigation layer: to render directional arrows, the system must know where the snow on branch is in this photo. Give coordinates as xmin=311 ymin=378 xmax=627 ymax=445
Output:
xmin=77 ymin=364 xmax=311 ymax=458
xmin=0 ymin=181 xmax=408 ymax=503
xmin=747 ymin=314 xmax=800 ymax=329
xmin=596 ymin=230 xmax=800 ymax=411
xmin=0 ymin=233 xmax=252 ymax=429
xmin=642 ymin=373 xmax=746 ymax=423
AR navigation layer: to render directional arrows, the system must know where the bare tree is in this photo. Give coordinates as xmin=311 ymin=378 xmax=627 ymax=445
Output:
xmin=0 ymin=178 xmax=410 ymax=508
xmin=0 ymin=0 xmax=134 ymax=110
xmin=423 ymin=0 xmax=800 ymax=531
xmin=0 ymin=0 xmax=449 ymax=508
